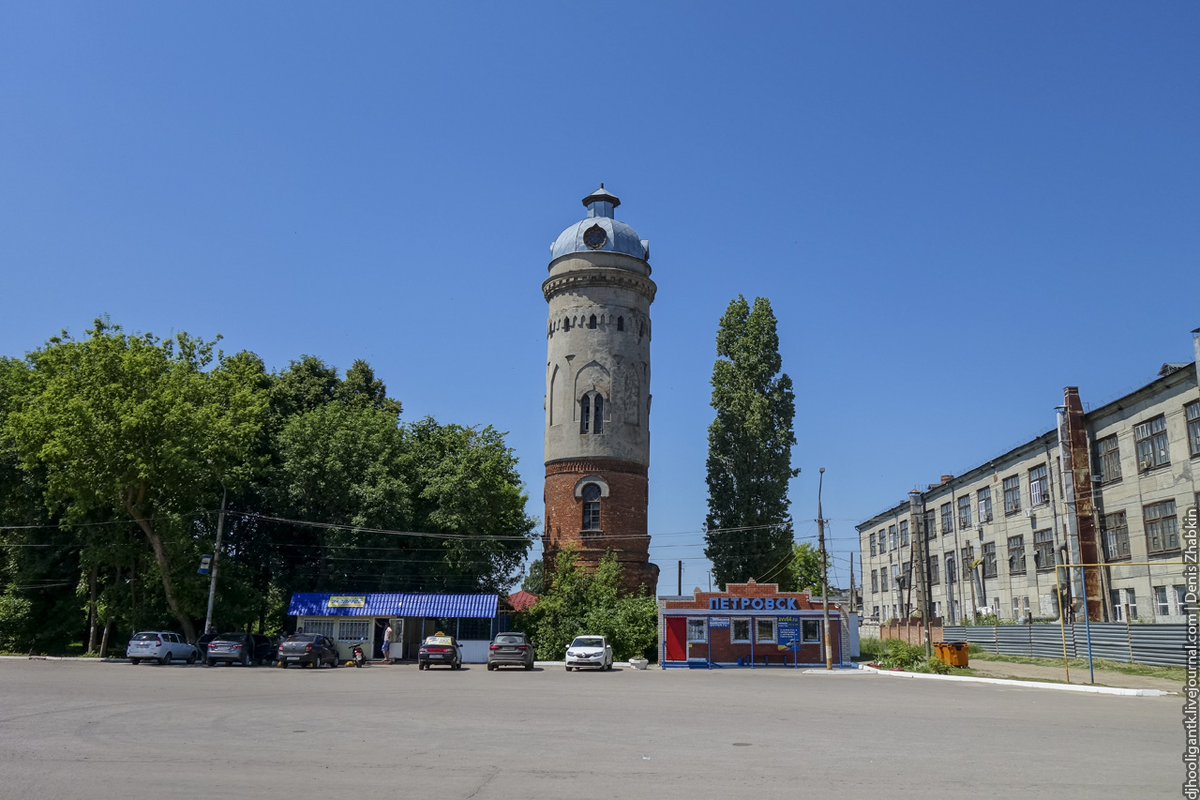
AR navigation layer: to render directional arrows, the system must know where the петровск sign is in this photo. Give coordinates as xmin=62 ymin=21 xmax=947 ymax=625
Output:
xmin=708 ymin=597 xmax=800 ymax=611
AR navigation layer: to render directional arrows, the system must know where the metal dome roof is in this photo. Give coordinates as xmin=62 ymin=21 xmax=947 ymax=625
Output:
xmin=550 ymin=185 xmax=649 ymax=262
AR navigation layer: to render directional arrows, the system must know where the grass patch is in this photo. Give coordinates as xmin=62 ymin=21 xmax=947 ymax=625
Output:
xmin=967 ymin=651 xmax=1186 ymax=683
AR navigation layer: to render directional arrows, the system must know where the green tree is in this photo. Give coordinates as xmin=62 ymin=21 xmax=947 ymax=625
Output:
xmin=5 ymin=319 xmax=268 ymax=642
xmin=703 ymin=296 xmax=798 ymax=591
xmin=524 ymin=547 xmax=657 ymax=661
xmin=789 ymin=542 xmax=822 ymax=594
xmin=521 ymin=560 xmax=544 ymax=594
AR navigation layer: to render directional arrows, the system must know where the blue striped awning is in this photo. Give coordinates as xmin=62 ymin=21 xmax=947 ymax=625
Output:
xmin=287 ymin=592 xmax=498 ymax=618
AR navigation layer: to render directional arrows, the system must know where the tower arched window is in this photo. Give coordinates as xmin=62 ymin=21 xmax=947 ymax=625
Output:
xmin=581 ymin=483 xmax=601 ymax=531
xmin=617 ymin=316 xmax=624 ymax=331
xmin=579 ymin=391 xmax=604 ymax=435
xmin=588 ymin=314 xmax=597 ymax=329
xmin=563 ymin=317 xmax=570 ymax=331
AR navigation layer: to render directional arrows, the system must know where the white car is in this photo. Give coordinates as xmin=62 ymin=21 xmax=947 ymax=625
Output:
xmin=127 ymin=631 xmax=199 ymax=665
xmin=565 ymin=635 xmax=613 ymax=671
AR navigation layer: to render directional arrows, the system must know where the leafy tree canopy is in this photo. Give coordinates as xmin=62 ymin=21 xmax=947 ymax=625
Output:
xmin=703 ymin=296 xmax=799 ymax=591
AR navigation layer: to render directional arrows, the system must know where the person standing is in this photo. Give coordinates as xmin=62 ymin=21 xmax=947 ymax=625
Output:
xmin=381 ymin=623 xmax=392 ymax=664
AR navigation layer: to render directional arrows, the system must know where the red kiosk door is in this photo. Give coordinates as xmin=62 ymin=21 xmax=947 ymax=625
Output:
xmin=665 ymin=617 xmax=686 ymax=661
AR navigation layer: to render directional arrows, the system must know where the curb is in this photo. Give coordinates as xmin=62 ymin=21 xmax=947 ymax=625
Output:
xmin=857 ymin=664 xmax=1174 ymax=696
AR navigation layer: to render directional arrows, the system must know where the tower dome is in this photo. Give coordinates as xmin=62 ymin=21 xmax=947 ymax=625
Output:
xmin=550 ymin=184 xmax=650 ymax=262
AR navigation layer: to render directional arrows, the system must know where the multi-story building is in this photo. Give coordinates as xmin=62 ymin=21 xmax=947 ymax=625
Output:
xmin=858 ymin=329 xmax=1199 ymax=625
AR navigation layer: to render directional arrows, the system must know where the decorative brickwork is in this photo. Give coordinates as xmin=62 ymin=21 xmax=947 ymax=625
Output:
xmin=543 ymin=459 xmax=658 ymax=592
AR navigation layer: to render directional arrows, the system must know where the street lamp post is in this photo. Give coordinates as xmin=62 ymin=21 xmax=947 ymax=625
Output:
xmin=817 ymin=468 xmax=832 ymax=670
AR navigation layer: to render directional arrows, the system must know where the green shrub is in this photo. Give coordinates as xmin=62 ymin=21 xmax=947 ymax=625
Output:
xmin=858 ymin=637 xmax=887 ymax=660
xmin=878 ymin=639 xmax=926 ymax=670
xmin=917 ymin=657 xmax=952 ymax=674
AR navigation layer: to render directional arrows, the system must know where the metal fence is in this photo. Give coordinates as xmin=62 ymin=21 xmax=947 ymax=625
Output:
xmin=941 ymin=623 xmax=1188 ymax=667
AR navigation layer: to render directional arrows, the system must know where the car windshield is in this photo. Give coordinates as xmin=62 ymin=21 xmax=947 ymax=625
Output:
xmin=571 ymin=637 xmax=603 ymax=648
xmin=132 ymin=633 xmax=159 ymax=641
xmin=495 ymin=635 xmax=524 ymax=644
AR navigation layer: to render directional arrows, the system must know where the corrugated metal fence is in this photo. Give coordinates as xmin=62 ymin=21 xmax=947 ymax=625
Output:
xmin=941 ymin=623 xmax=1187 ymax=667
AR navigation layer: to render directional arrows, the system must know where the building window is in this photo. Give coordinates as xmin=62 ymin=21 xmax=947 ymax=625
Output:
xmin=880 ymin=567 xmax=889 ymax=592
xmin=888 ymin=525 xmax=898 ymax=550
xmin=756 ymin=618 xmax=776 ymax=644
xmin=869 ymin=533 xmax=877 ymax=557
xmin=1135 ymin=415 xmax=1170 ymax=470
xmin=978 ymin=488 xmax=993 ymax=523
xmin=616 ymin=316 xmax=624 ymax=331
xmin=958 ymin=496 xmax=972 ymax=530
xmin=1187 ymin=401 xmax=1200 ymax=457
xmin=1111 ymin=589 xmax=1137 ymax=621
xmin=1003 ymin=475 xmax=1021 ymax=515
xmin=924 ymin=508 xmax=937 ymax=540
xmin=1155 ymin=586 xmax=1170 ymax=617
xmin=337 ymin=620 xmax=370 ymax=642
xmin=878 ymin=529 xmax=887 ymax=553
xmin=1007 ymin=535 xmax=1026 ymax=574
xmin=1034 ymin=529 xmax=1055 ymax=570
xmin=895 ymin=563 xmax=904 ymax=591
xmin=686 ymin=617 xmax=706 ymax=643
xmin=982 ymin=542 xmax=998 ymax=578
xmin=940 ymin=503 xmax=954 ymax=535
xmin=900 ymin=520 xmax=909 ymax=546
xmin=1177 ymin=585 xmax=1190 ymax=616
xmin=731 ymin=618 xmax=751 ymax=643
xmin=579 ymin=392 xmax=604 ymax=434
xmin=802 ymin=620 xmax=820 ymax=642
xmin=945 ymin=551 xmax=957 ymax=584
xmin=929 ymin=555 xmax=940 ymax=586
xmin=871 ymin=605 xmax=880 ymax=621
xmin=1101 ymin=511 xmax=1130 ymax=561
xmin=1012 ymin=596 xmax=1020 ymax=618
xmin=1097 ymin=435 xmax=1122 ymax=483
xmin=1029 ymin=464 xmax=1049 ymax=506
xmin=1144 ymin=500 xmax=1179 ymax=555
xmin=961 ymin=543 xmax=974 ymax=577
xmin=581 ymin=483 xmax=601 ymax=531
xmin=304 ymin=620 xmax=336 ymax=638
xmin=871 ymin=570 xmax=878 ymax=593
xmin=588 ymin=314 xmax=597 ymax=329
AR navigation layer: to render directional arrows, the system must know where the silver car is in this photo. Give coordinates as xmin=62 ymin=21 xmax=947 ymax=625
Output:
xmin=126 ymin=631 xmax=198 ymax=665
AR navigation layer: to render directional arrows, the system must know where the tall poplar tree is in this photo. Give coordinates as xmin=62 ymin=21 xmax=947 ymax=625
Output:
xmin=703 ymin=296 xmax=799 ymax=591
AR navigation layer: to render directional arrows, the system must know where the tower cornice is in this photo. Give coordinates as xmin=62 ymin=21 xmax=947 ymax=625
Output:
xmin=542 ymin=270 xmax=658 ymax=303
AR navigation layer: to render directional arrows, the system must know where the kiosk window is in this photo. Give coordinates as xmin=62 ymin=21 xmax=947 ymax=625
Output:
xmin=304 ymin=620 xmax=335 ymax=638
xmin=458 ymin=618 xmax=492 ymax=640
xmin=338 ymin=620 xmax=370 ymax=641
xmin=731 ymin=618 xmax=751 ymax=643
xmin=802 ymin=620 xmax=820 ymax=642
xmin=756 ymin=618 xmax=776 ymax=644
xmin=686 ymin=618 xmax=706 ymax=643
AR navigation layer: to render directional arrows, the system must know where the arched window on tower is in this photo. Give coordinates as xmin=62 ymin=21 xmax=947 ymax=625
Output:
xmin=563 ymin=317 xmax=570 ymax=331
xmin=588 ymin=314 xmax=597 ymax=329
xmin=581 ymin=483 xmax=601 ymax=531
xmin=579 ymin=391 xmax=605 ymax=435
xmin=617 ymin=316 xmax=624 ymax=331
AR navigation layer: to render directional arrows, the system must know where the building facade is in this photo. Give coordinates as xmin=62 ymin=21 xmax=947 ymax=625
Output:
xmin=858 ymin=330 xmax=1200 ymax=626
xmin=542 ymin=186 xmax=659 ymax=591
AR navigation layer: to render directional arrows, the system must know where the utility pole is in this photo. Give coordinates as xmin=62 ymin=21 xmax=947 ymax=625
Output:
xmin=204 ymin=485 xmax=227 ymax=636
xmin=677 ymin=560 xmax=682 ymax=595
xmin=817 ymin=468 xmax=832 ymax=670
xmin=849 ymin=551 xmax=855 ymax=615
xmin=909 ymin=490 xmax=932 ymax=660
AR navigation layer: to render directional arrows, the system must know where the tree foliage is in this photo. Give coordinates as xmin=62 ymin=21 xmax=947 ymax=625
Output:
xmin=521 ymin=547 xmax=657 ymax=661
xmin=0 ymin=319 xmax=535 ymax=653
xmin=703 ymin=296 xmax=799 ymax=591
xmin=789 ymin=542 xmax=822 ymax=594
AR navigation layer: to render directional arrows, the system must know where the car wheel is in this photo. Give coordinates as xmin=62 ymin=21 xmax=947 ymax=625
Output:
xmin=487 ymin=663 xmax=495 ymax=671
xmin=186 ymin=651 xmax=197 ymax=665
xmin=280 ymin=661 xmax=289 ymax=668
xmin=130 ymin=658 xmax=140 ymax=666
xmin=240 ymin=652 xmax=249 ymax=667
xmin=161 ymin=651 xmax=172 ymax=666
xmin=206 ymin=658 xmax=215 ymax=667
xmin=565 ymin=666 xmax=572 ymax=672
xmin=525 ymin=662 xmax=534 ymax=671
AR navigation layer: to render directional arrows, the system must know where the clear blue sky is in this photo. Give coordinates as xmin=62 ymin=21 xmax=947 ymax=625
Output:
xmin=2 ymin=3 xmax=1197 ymax=596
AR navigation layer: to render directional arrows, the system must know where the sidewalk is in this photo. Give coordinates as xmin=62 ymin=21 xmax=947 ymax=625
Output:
xmin=965 ymin=657 xmax=1183 ymax=693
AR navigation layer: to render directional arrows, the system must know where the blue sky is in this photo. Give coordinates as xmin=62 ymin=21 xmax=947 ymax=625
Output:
xmin=2 ymin=3 xmax=1197 ymax=596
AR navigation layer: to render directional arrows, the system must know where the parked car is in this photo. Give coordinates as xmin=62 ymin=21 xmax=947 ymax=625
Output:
xmin=277 ymin=633 xmax=340 ymax=668
xmin=565 ymin=635 xmax=613 ymax=671
xmin=417 ymin=634 xmax=462 ymax=670
xmin=205 ymin=632 xmax=276 ymax=667
xmin=126 ymin=631 xmax=198 ymax=665
xmin=486 ymin=632 xmax=534 ymax=671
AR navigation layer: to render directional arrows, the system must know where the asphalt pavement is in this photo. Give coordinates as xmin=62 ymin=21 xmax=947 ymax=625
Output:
xmin=0 ymin=658 xmax=1184 ymax=799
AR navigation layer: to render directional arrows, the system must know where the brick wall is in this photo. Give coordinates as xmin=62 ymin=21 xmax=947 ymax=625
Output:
xmin=543 ymin=458 xmax=658 ymax=591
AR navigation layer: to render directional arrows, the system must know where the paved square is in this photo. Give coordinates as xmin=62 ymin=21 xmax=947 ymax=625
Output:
xmin=0 ymin=660 xmax=1182 ymax=799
